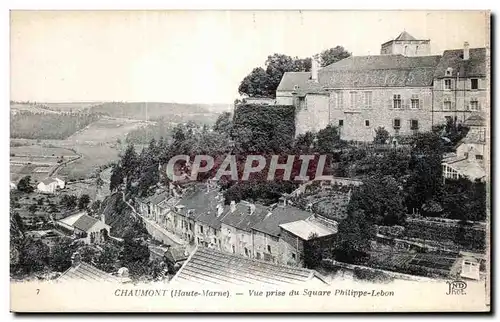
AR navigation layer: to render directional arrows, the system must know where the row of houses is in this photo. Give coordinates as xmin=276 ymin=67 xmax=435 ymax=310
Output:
xmin=275 ymin=31 xmax=488 ymax=142
xmin=137 ymin=180 xmax=339 ymax=268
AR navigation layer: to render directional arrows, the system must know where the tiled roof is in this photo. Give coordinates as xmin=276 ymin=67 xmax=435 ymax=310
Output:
xmin=279 ymin=219 xmax=337 ymax=240
xmin=319 ymin=55 xmax=441 ymax=88
xmin=57 ymin=262 xmax=119 ymax=283
xmin=73 ymin=214 xmax=99 ymax=232
xmin=395 ymin=31 xmax=417 ymax=41
xmin=434 ymin=47 xmax=487 ymax=78
xmin=41 ymin=178 xmax=57 ymax=185
xmin=276 ymin=72 xmax=325 ymax=94
xmin=464 ymin=114 xmax=486 ymax=127
xmin=170 ymin=246 xmax=329 ymax=286
xmin=166 ymin=246 xmax=190 ymax=263
xmin=251 ymin=205 xmax=312 ymax=237
xmin=58 ymin=211 xmax=87 ymax=227
xmin=220 ymin=202 xmax=269 ymax=232
xmin=176 ymin=186 xmax=226 ymax=229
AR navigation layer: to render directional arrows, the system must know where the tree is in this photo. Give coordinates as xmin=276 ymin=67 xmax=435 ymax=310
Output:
xmin=19 ymin=238 xmax=49 ymax=273
xmin=238 ymin=53 xmax=312 ymax=98
xmin=95 ymin=243 xmax=120 ymax=273
xmin=405 ymin=132 xmax=444 ymax=212
xmin=294 ymin=132 xmax=315 ymax=154
xmin=60 ymin=194 xmax=78 ymax=209
xmin=90 ymin=200 xmax=102 ymax=214
xmin=317 ymin=46 xmax=351 ymax=67
xmin=315 ymin=124 xmax=340 ymax=154
xmin=238 ymin=67 xmax=273 ymax=98
xmin=374 ymin=127 xmax=390 ymax=144
xmin=334 ymin=209 xmax=374 ymax=264
xmin=348 ymin=176 xmax=406 ymax=226
xmin=17 ymin=176 xmax=34 ymax=193
xmin=213 ymin=112 xmax=233 ymax=136
xmin=121 ymin=143 xmax=138 ymax=182
xmin=49 ymin=239 xmax=76 ymax=272
xmin=78 ymin=194 xmax=91 ymax=210
xmin=28 ymin=204 xmax=38 ymax=215
xmin=303 ymin=233 xmax=323 ymax=269
xmin=109 ymin=164 xmax=124 ymax=192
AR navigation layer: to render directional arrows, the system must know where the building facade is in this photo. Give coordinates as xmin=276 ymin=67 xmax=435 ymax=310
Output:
xmin=276 ymin=32 xmax=488 ymax=142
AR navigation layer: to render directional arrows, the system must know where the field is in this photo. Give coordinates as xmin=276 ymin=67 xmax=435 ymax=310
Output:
xmin=67 ymin=117 xmax=150 ymax=143
xmin=57 ymin=143 xmax=121 ymax=181
xmin=10 ymin=104 xmax=60 ymax=114
xmin=41 ymin=102 xmax=102 ymax=112
xmin=10 ymin=144 xmax=79 ymax=183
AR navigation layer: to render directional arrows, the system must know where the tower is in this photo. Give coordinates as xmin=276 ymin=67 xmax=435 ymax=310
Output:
xmin=380 ymin=31 xmax=431 ymax=56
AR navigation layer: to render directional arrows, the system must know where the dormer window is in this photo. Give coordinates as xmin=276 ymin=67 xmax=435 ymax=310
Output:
xmin=445 ymin=68 xmax=453 ymax=76
xmin=294 ymin=85 xmax=299 ymax=90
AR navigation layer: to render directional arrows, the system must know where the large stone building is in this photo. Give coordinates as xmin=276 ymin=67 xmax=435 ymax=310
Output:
xmin=276 ymin=32 xmax=488 ymax=142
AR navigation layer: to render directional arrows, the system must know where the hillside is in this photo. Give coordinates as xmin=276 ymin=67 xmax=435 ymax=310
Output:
xmin=89 ymin=102 xmax=228 ymax=124
xmin=99 ymin=193 xmax=141 ymax=238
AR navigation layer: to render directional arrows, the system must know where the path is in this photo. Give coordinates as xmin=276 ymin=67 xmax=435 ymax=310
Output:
xmin=119 ymin=191 xmax=185 ymax=247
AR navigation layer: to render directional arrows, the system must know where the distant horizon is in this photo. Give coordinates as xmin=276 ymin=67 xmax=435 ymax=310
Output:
xmin=11 ymin=11 xmax=488 ymax=103
xmin=11 ymin=100 xmax=234 ymax=106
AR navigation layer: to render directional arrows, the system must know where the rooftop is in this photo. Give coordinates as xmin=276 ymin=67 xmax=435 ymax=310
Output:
xmin=40 ymin=178 xmax=57 ymax=185
xmin=251 ymin=204 xmax=312 ymax=237
xmin=57 ymin=262 xmax=120 ymax=283
xmin=176 ymin=185 xmax=227 ymax=229
xmin=443 ymin=157 xmax=486 ymax=181
xmin=170 ymin=246 xmax=329 ymax=286
xmin=220 ymin=201 xmax=269 ymax=232
xmin=434 ymin=47 xmax=487 ymax=79
xmin=464 ymin=114 xmax=486 ymax=127
xmin=279 ymin=219 xmax=337 ymax=240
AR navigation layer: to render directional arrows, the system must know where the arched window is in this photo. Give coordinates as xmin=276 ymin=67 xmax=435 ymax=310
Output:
xmin=404 ymin=46 xmax=408 ymax=56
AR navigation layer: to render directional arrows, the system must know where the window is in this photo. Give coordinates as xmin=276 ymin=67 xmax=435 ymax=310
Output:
xmin=256 ymin=252 xmax=261 ymax=260
xmin=470 ymin=99 xmax=479 ymax=111
xmin=337 ymin=92 xmax=344 ymax=109
xmin=294 ymin=85 xmax=299 ymax=90
xmin=476 ymin=155 xmax=483 ymax=160
xmin=189 ymin=223 xmax=193 ymax=231
xmin=267 ymin=245 xmax=272 ymax=253
xmin=298 ymin=97 xmax=307 ymax=110
xmin=197 ymin=237 xmax=200 ymax=244
xmin=338 ymin=119 xmax=344 ymax=127
xmin=393 ymin=94 xmax=402 ymax=109
xmin=200 ymin=225 xmax=204 ymax=234
xmin=404 ymin=45 xmax=408 ymax=56
xmin=443 ymin=98 xmax=452 ymax=110
xmin=410 ymin=120 xmax=419 ymax=130
xmin=393 ymin=118 xmax=401 ymax=129
xmin=232 ymin=245 xmax=235 ymax=253
xmin=292 ymin=253 xmax=296 ymax=260
xmin=365 ymin=120 xmax=370 ymax=127
xmin=416 ymin=45 xmax=419 ymax=54
xmin=411 ymin=94 xmax=420 ymax=109
xmin=444 ymin=79 xmax=452 ymax=90
xmin=446 ymin=68 xmax=453 ymax=76
xmin=364 ymin=91 xmax=372 ymax=109
xmin=471 ymin=79 xmax=479 ymax=90
xmin=244 ymin=248 xmax=249 ymax=256
xmin=349 ymin=91 xmax=358 ymax=109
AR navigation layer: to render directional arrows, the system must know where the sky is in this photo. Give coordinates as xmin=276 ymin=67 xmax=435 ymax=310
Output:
xmin=10 ymin=10 xmax=489 ymax=104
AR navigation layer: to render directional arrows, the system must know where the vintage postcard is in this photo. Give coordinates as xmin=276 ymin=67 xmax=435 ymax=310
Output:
xmin=9 ymin=10 xmax=490 ymax=312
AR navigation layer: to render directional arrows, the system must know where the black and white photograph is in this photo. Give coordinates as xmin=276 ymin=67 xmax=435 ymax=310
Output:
xmin=8 ymin=9 xmax=490 ymax=312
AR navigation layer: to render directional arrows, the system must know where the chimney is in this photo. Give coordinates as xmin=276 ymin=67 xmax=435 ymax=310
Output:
xmin=230 ymin=200 xmax=236 ymax=212
xmin=311 ymin=57 xmax=319 ymax=82
xmin=71 ymin=251 xmax=81 ymax=267
xmin=463 ymin=42 xmax=470 ymax=60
